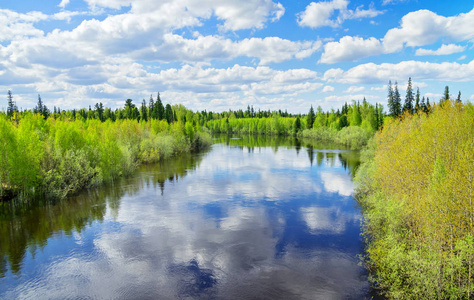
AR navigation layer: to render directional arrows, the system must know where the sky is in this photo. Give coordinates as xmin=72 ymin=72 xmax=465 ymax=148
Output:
xmin=1 ymin=0 xmax=473 ymax=113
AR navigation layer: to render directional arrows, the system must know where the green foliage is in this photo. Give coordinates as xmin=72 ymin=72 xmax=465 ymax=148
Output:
xmin=355 ymin=101 xmax=474 ymax=299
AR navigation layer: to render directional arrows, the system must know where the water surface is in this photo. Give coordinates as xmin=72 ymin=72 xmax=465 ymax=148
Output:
xmin=0 ymin=137 xmax=367 ymax=299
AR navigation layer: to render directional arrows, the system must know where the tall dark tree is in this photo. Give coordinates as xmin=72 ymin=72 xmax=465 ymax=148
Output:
xmin=148 ymin=94 xmax=155 ymax=118
xmin=421 ymin=96 xmax=427 ymax=113
xmin=415 ymin=88 xmax=420 ymax=113
xmin=306 ymin=105 xmax=315 ymax=129
xmin=393 ymin=81 xmax=402 ymax=117
xmin=124 ymin=99 xmax=139 ymax=120
xmin=165 ymin=103 xmax=173 ymax=124
xmin=95 ymin=102 xmax=104 ymax=121
xmin=426 ymin=97 xmax=431 ymax=112
xmin=403 ymin=77 xmax=414 ymax=114
xmin=7 ymin=90 xmax=16 ymax=118
xmin=294 ymin=117 xmax=301 ymax=134
xmin=443 ymin=86 xmax=450 ymax=102
xmin=387 ymin=80 xmax=395 ymax=117
xmin=140 ymin=99 xmax=148 ymax=122
xmin=156 ymin=92 xmax=165 ymax=120
xmin=456 ymin=91 xmax=462 ymax=103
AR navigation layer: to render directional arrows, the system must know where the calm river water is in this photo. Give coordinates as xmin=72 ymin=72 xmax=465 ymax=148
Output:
xmin=0 ymin=136 xmax=369 ymax=299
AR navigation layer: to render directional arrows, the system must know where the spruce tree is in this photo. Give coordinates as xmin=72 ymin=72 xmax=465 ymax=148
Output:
xmin=306 ymin=105 xmax=315 ymax=129
xmin=7 ymin=90 xmax=15 ymax=118
xmin=140 ymin=99 xmax=148 ymax=122
xmin=165 ymin=104 xmax=173 ymax=124
xmin=148 ymin=94 xmax=155 ymax=119
xmin=415 ymin=88 xmax=420 ymax=113
xmin=387 ymin=80 xmax=395 ymax=117
xmin=403 ymin=77 xmax=414 ymax=114
xmin=393 ymin=81 xmax=402 ymax=117
xmin=156 ymin=92 xmax=165 ymax=120
xmin=456 ymin=91 xmax=461 ymax=103
xmin=443 ymin=86 xmax=450 ymax=102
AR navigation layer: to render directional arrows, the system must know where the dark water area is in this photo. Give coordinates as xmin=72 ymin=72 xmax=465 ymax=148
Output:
xmin=0 ymin=135 xmax=370 ymax=299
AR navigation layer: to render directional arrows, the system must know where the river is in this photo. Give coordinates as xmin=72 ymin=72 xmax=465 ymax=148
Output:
xmin=0 ymin=135 xmax=369 ymax=299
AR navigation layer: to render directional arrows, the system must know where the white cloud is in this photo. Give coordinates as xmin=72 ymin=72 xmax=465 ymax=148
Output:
xmin=415 ymin=44 xmax=466 ymax=56
xmin=320 ymin=36 xmax=383 ymax=64
xmin=323 ymin=60 xmax=474 ymax=84
xmin=344 ymin=86 xmax=364 ymax=93
xmin=383 ymin=8 xmax=474 ymax=53
xmin=58 ymin=0 xmax=70 ymax=9
xmin=459 ymin=55 xmax=467 ymax=61
xmin=322 ymin=85 xmax=335 ymax=92
xmin=297 ymin=0 xmax=383 ymax=29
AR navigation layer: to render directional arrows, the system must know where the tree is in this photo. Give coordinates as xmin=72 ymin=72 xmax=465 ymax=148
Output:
xmin=415 ymin=88 xmax=420 ymax=113
xmin=148 ymin=94 xmax=155 ymax=119
xmin=387 ymin=80 xmax=396 ymax=117
xmin=456 ymin=91 xmax=462 ymax=103
xmin=350 ymin=101 xmax=362 ymax=126
xmin=294 ymin=116 xmax=301 ymax=134
xmin=7 ymin=90 xmax=16 ymax=118
xmin=443 ymin=85 xmax=450 ymax=103
xmin=403 ymin=77 xmax=414 ymax=114
xmin=156 ymin=92 xmax=165 ymax=120
xmin=306 ymin=105 xmax=315 ymax=129
xmin=94 ymin=102 xmax=104 ymax=121
xmin=165 ymin=104 xmax=174 ymax=124
xmin=140 ymin=99 xmax=148 ymax=122
xmin=393 ymin=81 xmax=402 ymax=117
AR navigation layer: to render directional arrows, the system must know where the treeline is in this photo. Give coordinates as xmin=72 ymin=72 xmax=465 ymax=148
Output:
xmin=355 ymin=100 xmax=474 ymax=298
xmin=0 ymin=93 xmax=211 ymax=202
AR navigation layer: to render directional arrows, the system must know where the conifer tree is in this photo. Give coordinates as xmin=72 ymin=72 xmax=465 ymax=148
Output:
xmin=443 ymin=86 xmax=450 ymax=102
xmin=306 ymin=105 xmax=315 ymax=129
xmin=415 ymin=88 xmax=420 ymax=113
xmin=393 ymin=81 xmax=402 ymax=117
xmin=139 ymin=99 xmax=147 ymax=122
xmin=387 ymin=80 xmax=395 ymax=117
xmin=456 ymin=91 xmax=461 ymax=103
xmin=148 ymin=94 xmax=155 ymax=118
xmin=156 ymin=92 xmax=165 ymax=120
xmin=403 ymin=77 xmax=414 ymax=114
xmin=165 ymin=104 xmax=173 ymax=124
xmin=7 ymin=90 xmax=15 ymax=118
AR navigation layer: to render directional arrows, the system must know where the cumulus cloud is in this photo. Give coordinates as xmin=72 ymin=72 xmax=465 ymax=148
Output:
xmin=319 ymin=36 xmax=383 ymax=64
xmin=297 ymin=0 xmax=383 ymax=29
xmin=323 ymin=60 xmax=474 ymax=84
xmin=344 ymin=86 xmax=364 ymax=93
xmin=322 ymin=85 xmax=335 ymax=92
xmin=58 ymin=0 xmax=70 ymax=9
xmin=383 ymin=8 xmax=474 ymax=53
xmin=415 ymin=44 xmax=466 ymax=56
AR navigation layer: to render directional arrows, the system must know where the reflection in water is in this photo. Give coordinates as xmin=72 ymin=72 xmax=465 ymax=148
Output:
xmin=0 ymin=136 xmax=367 ymax=299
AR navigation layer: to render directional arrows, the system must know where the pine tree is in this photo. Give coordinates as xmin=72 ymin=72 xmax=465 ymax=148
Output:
xmin=306 ymin=105 xmax=315 ymax=129
xmin=393 ymin=81 xmax=402 ymax=117
xmin=403 ymin=77 xmax=414 ymax=114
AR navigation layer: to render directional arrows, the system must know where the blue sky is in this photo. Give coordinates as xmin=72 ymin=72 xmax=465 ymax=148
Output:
xmin=1 ymin=0 xmax=473 ymax=113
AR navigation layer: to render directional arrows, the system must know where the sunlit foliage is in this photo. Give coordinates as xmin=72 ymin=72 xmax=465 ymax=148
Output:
xmin=356 ymin=101 xmax=474 ymax=299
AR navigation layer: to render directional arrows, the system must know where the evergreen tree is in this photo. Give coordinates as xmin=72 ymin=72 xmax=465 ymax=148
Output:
xmin=95 ymin=102 xmax=104 ymax=121
xmin=421 ymin=96 xmax=427 ymax=113
xmin=148 ymin=94 xmax=155 ymax=119
xmin=156 ymin=92 xmax=165 ymax=120
xmin=403 ymin=77 xmax=414 ymax=114
xmin=426 ymin=97 xmax=431 ymax=112
xmin=140 ymin=99 xmax=148 ymax=122
xmin=165 ymin=104 xmax=174 ymax=124
xmin=387 ymin=80 xmax=396 ymax=117
xmin=393 ymin=81 xmax=402 ymax=117
xmin=415 ymin=88 xmax=420 ymax=113
xmin=294 ymin=117 xmax=301 ymax=134
xmin=306 ymin=105 xmax=315 ymax=129
xmin=443 ymin=86 xmax=450 ymax=103
xmin=456 ymin=91 xmax=461 ymax=103
xmin=34 ymin=94 xmax=43 ymax=114
xmin=7 ymin=90 xmax=15 ymax=118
